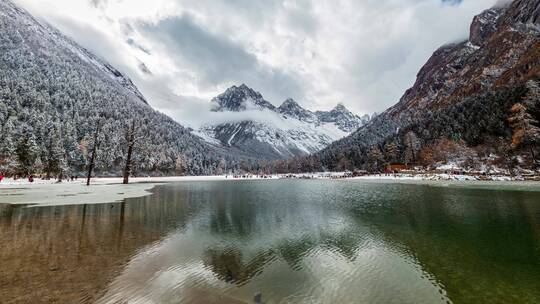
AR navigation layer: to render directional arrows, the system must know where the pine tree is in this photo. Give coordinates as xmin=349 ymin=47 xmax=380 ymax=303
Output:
xmin=16 ymin=127 xmax=40 ymax=176
xmin=64 ymin=120 xmax=84 ymax=172
xmin=57 ymin=155 xmax=69 ymax=182
xmin=175 ymin=154 xmax=186 ymax=175
xmin=0 ymin=120 xmax=18 ymax=175
xmin=368 ymin=146 xmax=384 ymax=171
xmin=385 ymin=141 xmax=399 ymax=163
xmin=0 ymin=102 xmax=8 ymax=126
xmin=34 ymin=157 xmax=44 ymax=175
xmin=0 ymin=117 xmax=16 ymax=151
xmin=337 ymin=154 xmax=351 ymax=171
xmin=43 ymin=122 xmax=64 ymax=179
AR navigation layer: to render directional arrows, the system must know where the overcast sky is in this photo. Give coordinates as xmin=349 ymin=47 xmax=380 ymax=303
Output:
xmin=15 ymin=0 xmax=499 ymax=127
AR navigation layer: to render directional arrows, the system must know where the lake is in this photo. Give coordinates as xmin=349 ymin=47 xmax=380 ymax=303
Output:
xmin=1 ymin=180 xmax=540 ymax=303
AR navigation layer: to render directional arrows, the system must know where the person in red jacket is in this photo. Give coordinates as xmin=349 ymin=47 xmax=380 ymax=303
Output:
xmin=0 ymin=174 xmax=4 ymax=182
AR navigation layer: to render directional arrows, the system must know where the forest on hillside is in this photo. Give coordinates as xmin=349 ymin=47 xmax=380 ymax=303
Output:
xmin=0 ymin=4 xmax=241 ymax=178
xmin=2 ymin=75 xmax=538 ymax=178
xmin=250 ymin=81 xmax=540 ymax=175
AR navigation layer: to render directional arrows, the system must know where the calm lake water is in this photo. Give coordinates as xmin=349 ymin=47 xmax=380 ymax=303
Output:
xmin=1 ymin=180 xmax=540 ymax=303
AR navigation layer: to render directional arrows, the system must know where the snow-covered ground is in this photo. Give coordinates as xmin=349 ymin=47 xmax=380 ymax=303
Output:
xmin=0 ymin=176 xmax=278 ymax=207
xmin=352 ymin=173 xmax=511 ymax=181
xmin=1 ymin=174 xmax=538 ymax=207
xmin=0 ymin=176 xmax=229 ymax=186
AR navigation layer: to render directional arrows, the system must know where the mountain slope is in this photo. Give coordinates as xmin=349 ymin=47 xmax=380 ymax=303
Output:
xmin=196 ymin=85 xmax=371 ymax=160
xmin=311 ymin=0 xmax=540 ymax=171
xmin=0 ymin=0 xmax=237 ymax=176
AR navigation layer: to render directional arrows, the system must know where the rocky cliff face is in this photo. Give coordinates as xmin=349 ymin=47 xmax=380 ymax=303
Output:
xmin=504 ymin=0 xmax=540 ymax=24
xmin=315 ymin=0 xmax=540 ymax=170
xmin=390 ymin=0 xmax=540 ymax=115
xmin=469 ymin=7 xmax=503 ymax=46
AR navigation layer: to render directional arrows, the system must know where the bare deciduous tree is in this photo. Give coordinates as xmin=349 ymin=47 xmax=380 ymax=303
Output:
xmin=123 ymin=120 xmax=141 ymax=184
xmin=86 ymin=121 xmax=101 ymax=186
xmin=404 ymin=131 xmax=420 ymax=165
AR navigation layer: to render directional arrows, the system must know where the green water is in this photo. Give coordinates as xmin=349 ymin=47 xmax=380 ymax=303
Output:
xmin=1 ymin=180 xmax=540 ymax=303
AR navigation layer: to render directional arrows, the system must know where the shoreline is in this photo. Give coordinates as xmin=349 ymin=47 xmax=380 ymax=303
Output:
xmin=1 ymin=174 xmax=539 ymax=207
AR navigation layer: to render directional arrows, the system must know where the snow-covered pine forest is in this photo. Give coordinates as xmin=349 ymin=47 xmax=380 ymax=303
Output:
xmin=0 ymin=1 xmax=238 ymax=178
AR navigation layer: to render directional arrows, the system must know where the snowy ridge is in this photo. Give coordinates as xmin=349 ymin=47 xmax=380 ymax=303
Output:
xmin=0 ymin=0 xmax=147 ymax=104
xmin=196 ymin=85 xmax=372 ymax=159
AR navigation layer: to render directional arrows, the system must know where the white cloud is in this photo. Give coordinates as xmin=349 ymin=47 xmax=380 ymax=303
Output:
xmin=14 ymin=0 xmax=498 ymax=128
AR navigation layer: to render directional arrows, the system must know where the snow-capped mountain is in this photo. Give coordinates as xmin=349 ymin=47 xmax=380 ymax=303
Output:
xmin=196 ymin=85 xmax=371 ymax=160
xmin=315 ymin=104 xmax=372 ymax=133
xmin=211 ymin=84 xmax=276 ymax=112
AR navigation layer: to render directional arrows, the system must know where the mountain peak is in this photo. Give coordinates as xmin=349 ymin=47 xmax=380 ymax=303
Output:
xmin=225 ymin=84 xmax=259 ymax=96
xmin=315 ymin=103 xmax=364 ymax=132
xmin=281 ymin=98 xmax=298 ymax=106
xmin=279 ymin=98 xmax=303 ymax=111
xmin=278 ymin=98 xmax=315 ymax=121
xmin=319 ymin=103 xmax=354 ymax=119
xmin=332 ymin=103 xmax=350 ymax=113
xmin=211 ymin=84 xmax=275 ymax=112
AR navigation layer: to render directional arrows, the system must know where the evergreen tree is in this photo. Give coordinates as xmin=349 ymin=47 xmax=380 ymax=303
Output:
xmin=0 ymin=118 xmax=16 ymax=160
xmin=15 ymin=127 xmax=39 ymax=176
xmin=337 ymin=154 xmax=351 ymax=171
xmin=0 ymin=126 xmax=18 ymax=174
xmin=385 ymin=141 xmax=400 ymax=163
xmin=367 ymin=146 xmax=384 ymax=171
xmin=42 ymin=122 xmax=64 ymax=179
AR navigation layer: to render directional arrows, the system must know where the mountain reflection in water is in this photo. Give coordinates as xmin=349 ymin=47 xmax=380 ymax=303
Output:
xmin=1 ymin=180 xmax=539 ymax=303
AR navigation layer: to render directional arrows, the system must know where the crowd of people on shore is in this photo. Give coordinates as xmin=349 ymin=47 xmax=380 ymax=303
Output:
xmin=226 ymin=174 xmax=275 ymax=179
